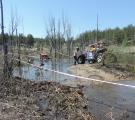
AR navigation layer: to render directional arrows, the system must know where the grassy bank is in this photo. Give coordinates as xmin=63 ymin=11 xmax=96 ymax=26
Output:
xmin=109 ymin=45 xmax=135 ymax=54
xmin=107 ymin=45 xmax=135 ymax=73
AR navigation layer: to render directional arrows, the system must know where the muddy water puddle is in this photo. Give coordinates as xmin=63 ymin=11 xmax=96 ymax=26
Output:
xmin=14 ymin=59 xmax=75 ymax=82
xmin=14 ymin=59 xmax=135 ymax=120
xmin=84 ymin=80 xmax=135 ymax=120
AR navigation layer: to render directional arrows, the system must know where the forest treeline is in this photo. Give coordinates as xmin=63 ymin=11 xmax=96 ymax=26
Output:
xmin=76 ymin=24 xmax=135 ymax=46
xmin=1 ymin=24 xmax=135 ymax=51
xmin=0 ymin=33 xmax=35 ymax=47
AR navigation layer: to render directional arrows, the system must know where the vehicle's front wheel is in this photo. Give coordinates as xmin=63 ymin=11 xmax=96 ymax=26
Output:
xmin=97 ymin=53 xmax=103 ymax=63
xmin=88 ymin=59 xmax=94 ymax=64
xmin=78 ymin=54 xmax=86 ymax=64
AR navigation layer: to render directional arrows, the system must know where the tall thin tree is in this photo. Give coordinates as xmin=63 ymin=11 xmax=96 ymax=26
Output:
xmin=96 ymin=14 xmax=99 ymax=42
xmin=0 ymin=0 xmax=9 ymax=78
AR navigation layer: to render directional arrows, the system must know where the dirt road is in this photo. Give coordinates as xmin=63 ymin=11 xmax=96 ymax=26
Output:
xmin=64 ymin=64 xmax=135 ymax=87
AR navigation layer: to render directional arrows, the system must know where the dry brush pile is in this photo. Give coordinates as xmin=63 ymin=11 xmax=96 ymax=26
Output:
xmin=0 ymin=76 xmax=95 ymax=120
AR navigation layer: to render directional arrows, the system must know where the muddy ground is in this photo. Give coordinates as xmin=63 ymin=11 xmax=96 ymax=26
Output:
xmin=0 ymin=76 xmax=95 ymax=120
xmin=66 ymin=64 xmax=135 ymax=87
xmin=66 ymin=64 xmax=135 ymax=120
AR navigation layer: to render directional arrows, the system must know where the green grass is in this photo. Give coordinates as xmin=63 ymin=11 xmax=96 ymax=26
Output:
xmin=108 ymin=45 xmax=135 ymax=54
xmin=107 ymin=45 xmax=135 ymax=72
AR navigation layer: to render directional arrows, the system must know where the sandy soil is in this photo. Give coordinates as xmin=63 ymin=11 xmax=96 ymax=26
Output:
xmin=65 ymin=64 xmax=135 ymax=87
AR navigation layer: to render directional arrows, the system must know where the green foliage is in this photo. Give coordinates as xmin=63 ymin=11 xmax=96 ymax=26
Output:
xmin=75 ymin=24 xmax=135 ymax=46
xmin=0 ymin=33 xmax=9 ymax=44
xmin=27 ymin=34 xmax=34 ymax=47
xmin=122 ymin=37 xmax=128 ymax=47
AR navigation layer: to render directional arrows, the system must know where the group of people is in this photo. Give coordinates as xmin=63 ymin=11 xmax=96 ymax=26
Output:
xmin=73 ymin=42 xmax=105 ymax=65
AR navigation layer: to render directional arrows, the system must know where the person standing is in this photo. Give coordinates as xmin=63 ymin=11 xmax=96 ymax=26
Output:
xmin=73 ymin=47 xmax=80 ymax=65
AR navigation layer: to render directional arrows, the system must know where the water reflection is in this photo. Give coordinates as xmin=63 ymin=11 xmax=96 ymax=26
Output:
xmin=14 ymin=59 xmax=74 ymax=82
xmin=84 ymin=80 xmax=135 ymax=120
xmin=13 ymin=58 xmax=135 ymax=119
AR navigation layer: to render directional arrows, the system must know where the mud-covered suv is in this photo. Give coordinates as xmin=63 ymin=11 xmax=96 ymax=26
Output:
xmin=77 ymin=47 xmax=117 ymax=66
xmin=77 ymin=48 xmax=107 ymax=64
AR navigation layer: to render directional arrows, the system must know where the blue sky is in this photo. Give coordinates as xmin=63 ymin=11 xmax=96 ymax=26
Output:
xmin=3 ymin=0 xmax=135 ymax=38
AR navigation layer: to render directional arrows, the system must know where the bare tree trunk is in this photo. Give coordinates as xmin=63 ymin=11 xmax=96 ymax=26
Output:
xmin=8 ymin=8 xmax=19 ymax=76
xmin=47 ymin=17 xmax=57 ymax=59
xmin=46 ymin=15 xmax=72 ymax=60
xmin=58 ymin=19 xmax=61 ymax=59
xmin=17 ymin=31 xmax=21 ymax=66
xmin=96 ymin=14 xmax=99 ymax=43
xmin=66 ymin=23 xmax=72 ymax=59
xmin=1 ymin=0 xmax=9 ymax=78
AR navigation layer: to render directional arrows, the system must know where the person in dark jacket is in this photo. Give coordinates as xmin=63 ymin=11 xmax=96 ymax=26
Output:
xmin=73 ymin=47 xmax=80 ymax=65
